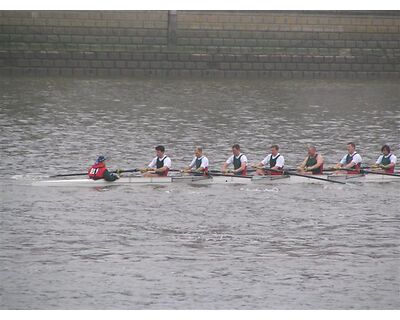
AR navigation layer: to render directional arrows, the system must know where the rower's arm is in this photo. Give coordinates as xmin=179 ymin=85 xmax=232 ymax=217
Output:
xmin=317 ymin=155 xmax=324 ymax=166
xmin=187 ymin=159 xmax=196 ymax=170
xmin=154 ymin=166 xmax=168 ymax=173
xmin=343 ymin=161 xmax=356 ymax=169
xmin=335 ymin=155 xmax=347 ymax=168
xmin=309 ymin=155 xmax=324 ymax=170
xmin=334 ymin=162 xmax=343 ymax=168
xmin=221 ymin=163 xmax=229 ymax=172
xmin=298 ymin=157 xmax=308 ymax=169
xmin=381 ymin=162 xmax=395 ymax=170
xmin=272 ymin=156 xmax=284 ymax=170
xmin=147 ymin=160 xmax=157 ymax=170
xmin=254 ymin=162 xmax=264 ymax=168
xmin=233 ymin=162 xmax=247 ymax=174
xmin=103 ymin=169 xmax=119 ymax=181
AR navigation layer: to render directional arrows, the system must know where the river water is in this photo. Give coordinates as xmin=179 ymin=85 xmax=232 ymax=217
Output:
xmin=0 ymin=77 xmax=399 ymax=309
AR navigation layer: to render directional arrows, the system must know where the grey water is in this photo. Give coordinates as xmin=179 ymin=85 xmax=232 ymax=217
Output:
xmin=0 ymin=77 xmax=399 ymax=309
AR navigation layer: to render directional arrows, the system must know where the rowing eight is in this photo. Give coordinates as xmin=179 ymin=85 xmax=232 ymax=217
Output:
xmin=32 ymin=173 xmax=400 ymax=187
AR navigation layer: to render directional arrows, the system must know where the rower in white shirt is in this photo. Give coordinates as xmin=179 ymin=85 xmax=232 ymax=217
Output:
xmin=372 ymin=144 xmax=397 ymax=174
xmin=221 ymin=144 xmax=248 ymax=176
xmin=142 ymin=145 xmax=172 ymax=177
xmin=253 ymin=144 xmax=285 ymax=175
xmin=183 ymin=146 xmax=209 ymax=175
xmin=334 ymin=142 xmax=362 ymax=174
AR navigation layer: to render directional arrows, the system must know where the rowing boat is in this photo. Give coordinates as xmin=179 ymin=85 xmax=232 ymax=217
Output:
xmin=32 ymin=173 xmax=400 ymax=187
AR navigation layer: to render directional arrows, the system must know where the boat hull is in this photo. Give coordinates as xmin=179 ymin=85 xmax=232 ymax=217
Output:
xmin=32 ymin=176 xmax=174 ymax=187
xmin=32 ymin=173 xmax=400 ymax=187
xmin=32 ymin=175 xmax=254 ymax=187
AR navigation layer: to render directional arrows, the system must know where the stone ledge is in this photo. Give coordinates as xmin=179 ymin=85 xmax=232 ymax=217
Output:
xmin=1 ymin=66 xmax=399 ymax=80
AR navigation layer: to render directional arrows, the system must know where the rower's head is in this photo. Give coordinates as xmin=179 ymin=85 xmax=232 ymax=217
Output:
xmin=307 ymin=146 xmax=317 ymax=157
xmin=270 ymin=145 xmax=279 ymax=156
xmin=347 ymin=142 xmax=356 ymax=154
xmin=232 ymin=144 xmax=241 ymax=156
xmin=155 ymin=145 xmax=165 ymax=158
xmin=95 ymin=155 xmax=107 ymax=164
xmin=381 ymin=145 xmax=390 ymax=156
xmin=195 ymin=146 xmax=203 ymax=158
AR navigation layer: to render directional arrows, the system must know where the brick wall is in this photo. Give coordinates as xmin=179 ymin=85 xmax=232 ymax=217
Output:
xmin=0 ymin=10 xmax=399 ymax=78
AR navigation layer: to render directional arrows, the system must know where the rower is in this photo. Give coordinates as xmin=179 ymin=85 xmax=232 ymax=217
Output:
xmin=253 ymin=144 xmax=285 ymax=175
xmin=297 ymin=146 xmax=324 ymax=175
xmin=334 ymin=142 xmax=362 ymax=174
xmin=221 ymin=144 xmax=248 ymax=176
xmin=183 ymin=146 xmax=209 ymax=175
xmin=88 ymin=156 xmax=119 ymax=181
xmin=373 ymin=144 xmax=397 ymax=174
xmin=142 ymin=145 xmax=172 ymax=177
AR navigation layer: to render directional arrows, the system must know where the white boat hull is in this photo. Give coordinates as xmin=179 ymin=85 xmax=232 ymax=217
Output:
xmin=326 ymin=173 xmax=400 ymax=183
xmin=32 ymin=176 xmax=174 ymax=187
xmin=32 ymin=175 xmax=255 ymax=187
xmin=32 ymin=172 xmax=400 ymax=187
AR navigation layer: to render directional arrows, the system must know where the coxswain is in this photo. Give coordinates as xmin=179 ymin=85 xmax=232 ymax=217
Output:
xmin=372 ymin=144 xmax=397 ymax=174
xmin=334 ymin=142 xmax=362 ymax=174
xmin=183 ymin=146 xmax=209 ymax=175
xmin=253 ymin=144 xmax=285 ymax=175
xmin=221 ymin=144 xmax=248 ymax=176
xmin=88 ymin=156 xmax=119 ymax=181
xmin=142 ymin=145 xmax=172 ymax=177
xmin=297 ymin=146 xmax=324 ymax=174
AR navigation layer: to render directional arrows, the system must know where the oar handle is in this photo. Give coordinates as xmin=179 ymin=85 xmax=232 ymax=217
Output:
xmin=324 ymin=167 xmax=358 ymax=172
xmin=50 ymin=168 xmax=140 ymax=178
xmin=49 ymin=172 xmax=88 ymax=178
xmin=113 ymin=169 xmax=140 ymax=174
xmin=207 ymin=172 xmax=252 ymax=178
xmin=209 ymin=169 xmax=256 ymax=174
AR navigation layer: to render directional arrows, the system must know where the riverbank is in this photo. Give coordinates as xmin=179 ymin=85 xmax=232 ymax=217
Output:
xmin=0 ymin=11 xmax=399 ymax=79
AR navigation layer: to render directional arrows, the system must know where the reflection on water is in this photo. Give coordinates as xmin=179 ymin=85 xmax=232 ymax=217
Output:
xmin=0 ymin=78 xmax=399 ymax=309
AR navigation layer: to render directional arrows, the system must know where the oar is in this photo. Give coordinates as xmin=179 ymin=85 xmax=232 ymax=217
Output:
xmin=323 ymin=167 xmax=358 ymax=172
xmin=206 ymin=171 xmax=252 ymax=179
xmin=114 ymin=168 xmax=140 ymax=174
xmin=265 ymin=168 xmax=346 ymax=184
xmin=209 ymin=169 xmax=257 ymax=174
xmin=360 ymin=169 xmax=400 ymax=177
xmin=49 ymin=172 xmax=88 ymax=177
xmin=49 ymin=168 xmax=140 ymax=178
xmin=286 ymin=171 xmax=346 ymax=184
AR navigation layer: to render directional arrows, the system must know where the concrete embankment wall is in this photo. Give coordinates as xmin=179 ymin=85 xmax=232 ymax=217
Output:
xmin=0 ymin=10 xmax=399 ymax=78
